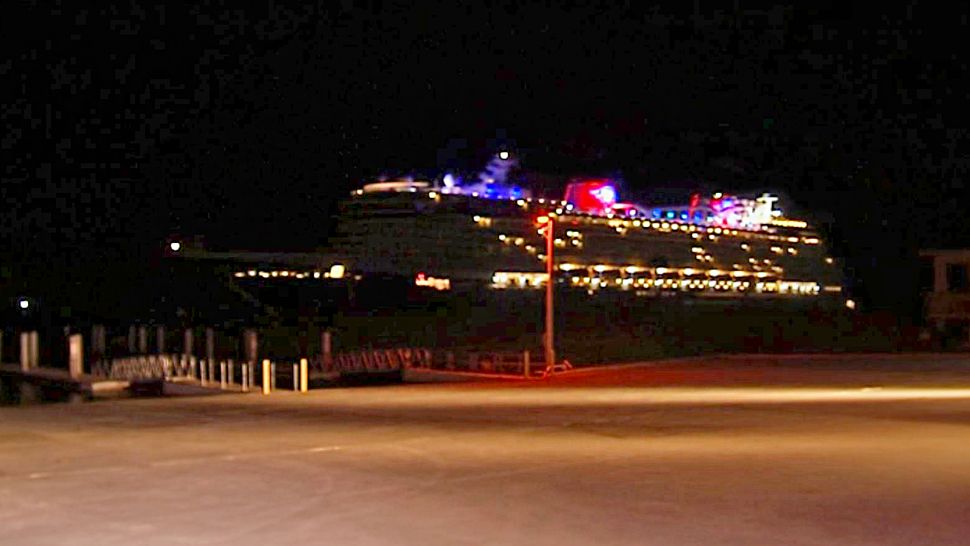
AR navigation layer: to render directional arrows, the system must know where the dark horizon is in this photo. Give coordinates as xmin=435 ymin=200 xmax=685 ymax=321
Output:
xmin=3 ymin=2 xmax=969 ymax=317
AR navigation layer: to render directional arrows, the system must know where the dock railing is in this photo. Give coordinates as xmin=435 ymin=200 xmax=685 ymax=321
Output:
xmin=322 ymin=348 xmax=544 ymax=377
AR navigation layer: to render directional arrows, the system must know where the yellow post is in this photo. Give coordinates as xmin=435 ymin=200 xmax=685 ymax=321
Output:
xmin=299 ymin=358 xmax=308 ymax=393
xmin=262 ymin=358 xmax=271 ymax=395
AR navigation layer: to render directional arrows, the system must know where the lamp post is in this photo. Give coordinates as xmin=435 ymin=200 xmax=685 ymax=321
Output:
xmin=536 ymin=215 xmax=556 ymax=371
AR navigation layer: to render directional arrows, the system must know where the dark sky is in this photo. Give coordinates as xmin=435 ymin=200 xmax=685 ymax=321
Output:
xmin=3 ymin=1 xmax=970 ymax=315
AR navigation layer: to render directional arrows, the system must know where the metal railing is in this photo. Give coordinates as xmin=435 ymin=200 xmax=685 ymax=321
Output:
xmin=324 ymin=347 xmax=560 ymax=377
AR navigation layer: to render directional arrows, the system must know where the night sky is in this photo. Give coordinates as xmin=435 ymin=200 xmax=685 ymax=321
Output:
xmin=3 ymin=2 xmax=970 ymax=318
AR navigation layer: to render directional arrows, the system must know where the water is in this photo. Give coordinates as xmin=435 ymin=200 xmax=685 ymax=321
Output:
xmin=0 ymin=376 xmax=90 ymax=406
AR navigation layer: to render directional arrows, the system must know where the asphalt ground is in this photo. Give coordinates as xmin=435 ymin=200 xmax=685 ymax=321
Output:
xmin=2 ymin=354 xmax=969 ymax=545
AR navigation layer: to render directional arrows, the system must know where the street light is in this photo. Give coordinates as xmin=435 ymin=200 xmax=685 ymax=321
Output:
xmin=169 ymin=241 xmax=181 ymax=252
xmin=536 ymin=215 xmax=556 ymax=371
xmin=18 ymin=298 xmax=29 ymax=310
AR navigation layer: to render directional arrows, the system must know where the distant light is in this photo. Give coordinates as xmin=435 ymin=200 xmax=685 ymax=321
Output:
xmin=329 ymin=264 xmax=346 ymax=279
xmin=18 ymin=298 xmax=29 ymax=310
xmin=845 ymin=299 xmax=857 ymax=310
xmin=536 ymin=215 xmax=549 ymax=225
xmin=169 ymin=241 xmax=181 ymax=252
xmin=498 ymin=150 xmax=510 ymax=160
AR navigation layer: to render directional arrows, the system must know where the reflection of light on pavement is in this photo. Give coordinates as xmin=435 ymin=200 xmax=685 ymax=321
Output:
xmin=596 ymin=387 xmax=970 ymax=405
xmin=318 ymin=387 xmax=970 ymax=410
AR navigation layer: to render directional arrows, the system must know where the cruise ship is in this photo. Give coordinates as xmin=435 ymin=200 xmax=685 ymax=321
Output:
xmin=319 ymin=152 xmax=844 ymax=301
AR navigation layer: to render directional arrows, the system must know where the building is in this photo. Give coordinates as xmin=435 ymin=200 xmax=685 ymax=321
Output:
xmin=921 ymin=249 xmax=970 ymax=346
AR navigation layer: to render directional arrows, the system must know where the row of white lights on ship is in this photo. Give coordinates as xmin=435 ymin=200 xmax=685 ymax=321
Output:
xmin=491 ymin=270 xmax=833 ymax=296
xmin=515 ymin=199 xmax=810 ymax=238
xmin=556 ymin=264 xmax=786 ymax=277
xmin=474 ymin=214 xmax=821 ymax=246
xmin=565 ymin=277 xmax=819 ymax=295
xmin=232 ymin=264 xmax=348 ymax=280
xmin=496 ymin=228 xmax=831 ymax=265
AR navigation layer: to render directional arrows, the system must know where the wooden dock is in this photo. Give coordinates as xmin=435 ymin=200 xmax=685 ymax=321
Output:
xmin=0 ymin=364 xmax=134 ymax=396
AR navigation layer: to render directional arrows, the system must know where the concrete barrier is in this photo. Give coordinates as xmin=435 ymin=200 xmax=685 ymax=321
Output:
xmin=299 ymin=358 xmax=308 ymax=393
xmin=241 ymin=363 xmax=250 ymax=392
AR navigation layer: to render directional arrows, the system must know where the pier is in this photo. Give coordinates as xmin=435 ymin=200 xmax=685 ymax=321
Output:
xmin=0 ymin=364 xmax=132 ymax=397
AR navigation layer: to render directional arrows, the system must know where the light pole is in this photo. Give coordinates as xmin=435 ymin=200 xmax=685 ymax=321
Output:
xmin=536 ymin=215 xmax=556 ymax=370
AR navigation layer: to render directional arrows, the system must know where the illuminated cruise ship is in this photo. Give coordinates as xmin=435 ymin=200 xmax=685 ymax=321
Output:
xmin=322 ymin=152 xmax=844 ymax=300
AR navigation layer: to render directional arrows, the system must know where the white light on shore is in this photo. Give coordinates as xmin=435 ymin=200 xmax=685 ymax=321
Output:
xmin=18 ymin=298 xmax=29 ymax=310
xmin=169 ymin=241 xmax=181 ymax=252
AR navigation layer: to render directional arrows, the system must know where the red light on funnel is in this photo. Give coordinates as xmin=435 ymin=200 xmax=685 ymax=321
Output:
xmin=563 ymin=179 xmax=618 ymax=214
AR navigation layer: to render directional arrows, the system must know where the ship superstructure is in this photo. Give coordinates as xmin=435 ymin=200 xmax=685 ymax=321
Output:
xmin=324 ymin=152 xmax=844 ymax=300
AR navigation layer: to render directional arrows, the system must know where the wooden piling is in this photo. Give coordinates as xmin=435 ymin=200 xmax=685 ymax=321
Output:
xmin=68 ymin=334 xmax=83 ymax=378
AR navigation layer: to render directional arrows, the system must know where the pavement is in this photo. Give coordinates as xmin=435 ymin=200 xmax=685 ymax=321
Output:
xmin=2 ymin=354 xmax=970 ymax=545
